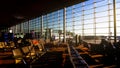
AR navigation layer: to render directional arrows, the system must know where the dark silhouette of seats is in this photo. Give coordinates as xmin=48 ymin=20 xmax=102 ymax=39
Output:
xmin=31 ymin=51 xmax=63 ymax=68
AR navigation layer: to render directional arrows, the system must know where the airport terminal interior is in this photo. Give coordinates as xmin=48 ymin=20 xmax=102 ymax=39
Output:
xmin=0 ymin=0 xmax=120 ymax=68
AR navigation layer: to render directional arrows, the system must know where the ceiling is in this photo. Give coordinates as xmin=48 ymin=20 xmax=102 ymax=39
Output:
xmin=0 ymin=0 xmax=86 ymax=30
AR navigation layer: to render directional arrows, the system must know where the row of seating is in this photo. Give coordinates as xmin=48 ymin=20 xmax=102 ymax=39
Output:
xmin=68 ymin=44 xmax=89 ymax=68
xmin=76 ymin=40 xmax=119 ymax=68
xmin=0 ymin=38 xmax=73 ymax=68
xmin=0 ymin=39 xmax=47 ymax=68
xmin=12 ymin=45 xmax=45 ymax=65
xmin=30 ymin=51 xmax=64 ymax=68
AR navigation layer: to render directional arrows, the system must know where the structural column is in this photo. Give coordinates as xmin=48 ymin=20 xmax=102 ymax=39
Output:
xmin=41 ymin=15 xmax=43 ymax=35
xmin=21 ymin=23 xmax=23 ymax=33
xmin=28 ymin=20 xmax=30 ymax=33
xmin=113 ymin=0 xmax=117 ymax=43
xmin=63 ymin=7 xmax=66 ymax=43
xmin=15 ymin=25 xmax=17 ymax=33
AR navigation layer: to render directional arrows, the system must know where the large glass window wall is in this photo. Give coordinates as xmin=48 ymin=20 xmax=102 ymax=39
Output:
xmin=9 ymin=0 xmax=120 ymax=44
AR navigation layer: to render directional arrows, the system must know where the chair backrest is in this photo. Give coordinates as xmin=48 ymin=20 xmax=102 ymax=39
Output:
xmin=0 ymin=42 xmax=5 ymax=48
xmin=22 ymin=46 xmax=30 ymax=54
xmin=10 ymin=41 xmax=15 ymax=47
xmin=12 ymin=48 xmax=28 ymax=64
xmin=12 ymin=48 xmax=23 ymax=57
